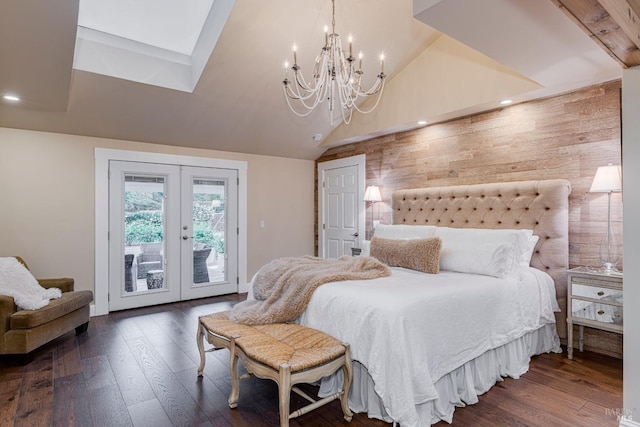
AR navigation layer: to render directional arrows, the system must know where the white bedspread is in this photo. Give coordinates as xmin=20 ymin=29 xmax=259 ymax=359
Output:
xmin=298 ymin=266 xmax=559 ymax=427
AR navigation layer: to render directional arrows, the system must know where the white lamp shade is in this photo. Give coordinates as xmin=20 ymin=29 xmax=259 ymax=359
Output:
xmin=364 ymin=185 xmax=382 ymax=202
xmin=589 ymin=165 xmax=622 ymax=193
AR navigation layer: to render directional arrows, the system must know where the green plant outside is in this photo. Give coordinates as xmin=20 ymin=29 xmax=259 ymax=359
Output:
xmin=124 ymin=192 xmax=224 ymax=252
xmin=193 ymin=222 xmax=225 ymax=253
xmin=124 ymin=211 xmax=162 ymax=245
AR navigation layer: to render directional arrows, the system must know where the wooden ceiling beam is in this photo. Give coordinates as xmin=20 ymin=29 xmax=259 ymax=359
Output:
xmin=552 ymin=0 xmax=640 ymax=67
xmin=629 ymin=0 xmax=640 ymax=17
xmin=598 ymin=0 xmax=640 ymax=49
xmin=551 ymin=0 xmax=626 ymax=67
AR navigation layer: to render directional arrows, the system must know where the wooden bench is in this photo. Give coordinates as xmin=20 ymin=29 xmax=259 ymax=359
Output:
xmin=197 ymin=311 xmax=353 ymax=427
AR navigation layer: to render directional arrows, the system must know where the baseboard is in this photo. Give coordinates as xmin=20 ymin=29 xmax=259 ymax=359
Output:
xmin=90 ymin=303 xmax=96 ymax=317
xmin=620 ymin=416 xmax=640 ymax=427
xmin=238 ymin=282 xmax=249 ymax=293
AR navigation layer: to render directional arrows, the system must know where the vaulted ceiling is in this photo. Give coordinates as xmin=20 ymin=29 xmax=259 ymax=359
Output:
xmin=0 ymin=0 xmax=637 ymax=160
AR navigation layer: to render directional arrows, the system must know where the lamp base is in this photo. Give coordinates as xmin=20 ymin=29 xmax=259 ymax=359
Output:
xmin=599 ymin=262 xmax=619 ymax=274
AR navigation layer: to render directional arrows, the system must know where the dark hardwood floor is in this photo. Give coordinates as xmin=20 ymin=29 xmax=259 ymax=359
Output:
xmin=0 ymin=294 xmax=623 ymax=426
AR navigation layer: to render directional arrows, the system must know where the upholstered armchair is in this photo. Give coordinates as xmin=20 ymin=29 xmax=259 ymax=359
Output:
xmin=0 ymin=257 xmax=93 ymax=364
xmin=137 ymin=242 xmax=163 ymax=279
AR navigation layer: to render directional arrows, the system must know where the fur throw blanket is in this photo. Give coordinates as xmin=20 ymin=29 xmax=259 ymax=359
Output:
xmin=229 ymin=255 xmax=391 ymax=325
xmin=0 ymin=257 xmax=62 ymax=310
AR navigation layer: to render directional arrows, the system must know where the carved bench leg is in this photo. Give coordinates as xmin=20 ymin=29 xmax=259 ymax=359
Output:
xmin=341 ymin=345 xmax=353 ymax=422
xmin=197 ymin=322 xmax=206 ymax=377
xmin=228 ymin=336 xmax=240 ymax=409
xmin=278 ymin=363 xmax=292 ymax=427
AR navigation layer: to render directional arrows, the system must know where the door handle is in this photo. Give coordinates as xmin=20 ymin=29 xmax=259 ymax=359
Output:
xmin=351 ymin=232 xmax=359 ymax=237
xmin=182 ymin=235 xmax=192 ymax=240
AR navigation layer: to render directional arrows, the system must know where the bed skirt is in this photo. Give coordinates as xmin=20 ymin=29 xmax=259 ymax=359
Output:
xmin=318 ymin=323 xmax=561 ymax=426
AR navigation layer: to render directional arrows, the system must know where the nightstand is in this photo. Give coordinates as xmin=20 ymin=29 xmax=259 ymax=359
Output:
xmin=567 ymin=267 xmax=623 ymax=359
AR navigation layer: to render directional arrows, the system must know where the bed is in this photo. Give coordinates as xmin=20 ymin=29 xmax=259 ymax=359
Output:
xmin=298 ymin=179 xmax=572 ymax=426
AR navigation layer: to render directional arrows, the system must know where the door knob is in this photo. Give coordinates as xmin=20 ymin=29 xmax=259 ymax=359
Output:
xmin=351 ymin=232 xmax=359 ymax=237
xmin=182 ymin=235 xmax=191 ymax=240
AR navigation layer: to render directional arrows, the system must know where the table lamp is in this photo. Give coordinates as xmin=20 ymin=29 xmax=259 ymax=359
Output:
xmin=364 ymin=185 xmax=382 ymax=240
xmin=589 ymin=164 xmax=622 ymax=272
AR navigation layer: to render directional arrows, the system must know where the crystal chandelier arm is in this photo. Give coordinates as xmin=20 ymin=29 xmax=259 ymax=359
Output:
xmin=285 ymin=77 xmax=331 ymax=116
xmin=283 ymin=86 xmax=320 ymax=117
xmin=283 ymin=56 xmax=333 ymax=115
xmin=284 ymin=85 xmax=323 ymax=113
xmin=351 ymin=79 xmax=385 ymax=114
xmin=352 ymin=74 xmax=385 ymax=96
xmin=284 ymin=77 xmax=332 ymax=117
xmin=290 ymin=70 xmax=314 ymax=94
xmin=293 ymin=58 xmax=326 ymax=94
xmin=288 ymin=52 xmax=331 ymax=100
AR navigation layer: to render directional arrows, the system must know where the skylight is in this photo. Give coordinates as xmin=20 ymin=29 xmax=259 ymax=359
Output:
xmin=73 ymin=0 xmax=235 ymax=92
xmin=79 ymin=0 xmax=213 ymax=55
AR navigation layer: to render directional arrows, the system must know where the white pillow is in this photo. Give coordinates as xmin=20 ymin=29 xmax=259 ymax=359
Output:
xmin=361 ymin=240 xmax=371 ymax=256
xmin=521 ymin=235 xmax=540 ymax=267
xmin=439 ymin=241 xmax=514 ymax=278
xmin=373 ymin=224 xmax=437 ymax=240
xmin=434 ymin=227 xmax=534 ymax=275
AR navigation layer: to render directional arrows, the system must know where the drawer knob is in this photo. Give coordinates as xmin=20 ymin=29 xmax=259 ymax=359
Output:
xmin=597 ymin=291 xmax=605 ymax=296
xmin=597 ymin=310 xmax=605 ymax=315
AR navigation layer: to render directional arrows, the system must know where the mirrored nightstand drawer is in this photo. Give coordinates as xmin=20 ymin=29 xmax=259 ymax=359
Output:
xmin=571 ymin=283 xmax=623 ymax=302
xmin=571 ymin=300 xmax=623 ymax=325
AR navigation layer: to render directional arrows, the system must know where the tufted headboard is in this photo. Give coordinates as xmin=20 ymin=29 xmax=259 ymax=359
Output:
xmin=392 ymin=179 xmax=572 ymax=338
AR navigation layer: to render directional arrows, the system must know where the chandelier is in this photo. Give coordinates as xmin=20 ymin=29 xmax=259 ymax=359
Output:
xmin=282 ymin=0 xmax=386 ymax=125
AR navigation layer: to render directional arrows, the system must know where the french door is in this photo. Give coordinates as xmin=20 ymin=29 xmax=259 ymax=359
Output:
xmin=108 ymin=161 xmax=238 ymax=311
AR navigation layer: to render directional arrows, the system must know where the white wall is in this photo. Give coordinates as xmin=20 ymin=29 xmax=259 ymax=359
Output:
xmin=622 ymin=67 xmax=640 ymax=424
xmin=0 ymin=127 xmax=315 ymax=296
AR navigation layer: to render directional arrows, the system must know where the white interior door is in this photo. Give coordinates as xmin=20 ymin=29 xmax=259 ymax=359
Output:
xmin=108 ymin=161 xmax=238 ymax=311
xmin=318 ymin=155 xmax=366 ymax=258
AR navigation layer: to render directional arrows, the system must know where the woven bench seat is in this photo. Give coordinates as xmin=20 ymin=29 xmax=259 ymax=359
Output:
xmin=197 ymin=311 xmax=352 ymax=427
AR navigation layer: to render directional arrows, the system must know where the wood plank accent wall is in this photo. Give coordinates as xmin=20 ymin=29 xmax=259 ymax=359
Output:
xmin=316 ymin=80 xmax=623 ymax=358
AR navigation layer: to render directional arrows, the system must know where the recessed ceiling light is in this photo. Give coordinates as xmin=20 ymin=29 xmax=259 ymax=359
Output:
xmin=3 ymin=95 xmax=20 ymax=102
xmin=500 ymin=99 xmax=513 ymax=105
xmin=417 ymin=120 xmax=427 ymax=126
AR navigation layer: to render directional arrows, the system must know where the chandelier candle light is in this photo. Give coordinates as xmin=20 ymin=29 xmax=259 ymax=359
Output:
xmin=282 ymin=0 xmax=386 ymax=124
xmin=589 ymin=164 xmax=622 ymax=272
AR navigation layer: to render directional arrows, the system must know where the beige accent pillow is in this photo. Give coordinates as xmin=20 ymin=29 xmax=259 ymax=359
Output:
xmin=370 ymin=237 xmax=442 ymax=274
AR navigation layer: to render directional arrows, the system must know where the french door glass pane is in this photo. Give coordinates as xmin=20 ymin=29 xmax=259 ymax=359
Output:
xmin=123 ymin=175 xmax=166 ymax=293
xmin=192 ymin=178 xmax=226 ymax=286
